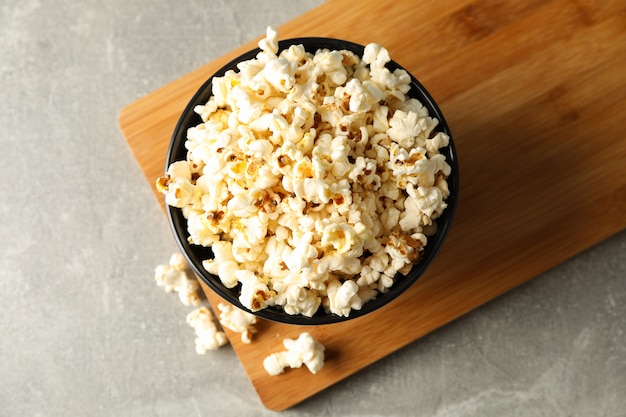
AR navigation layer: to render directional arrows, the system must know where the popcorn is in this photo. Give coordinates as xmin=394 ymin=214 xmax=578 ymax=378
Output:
xmin=154 ymin=253 xmax=201 ymax=307
xmin=325 ymin=279 xmax=363 ymax=317
xmin=217 ymin=302 xmax=257 ymax=344
xmin=387 ymin=110 xmax=434 ymax=148
xmin=186 ymin=307 xmax=228 ymax=353
xmin=157 ymin=27 xmax=452 ymax=318
xmin=321 ymin=222 xmax=358 ymax=255
xmin=263 ymin=332 xmax=325 ymax=376
xmin=285 ymin=231 xmax=318 ymax=270
xmin=237 ymin=270 xmax=275 ymax=312
xmin=272 ymin=283 xmax=321 ymax=317
xmin=156 ymin=161 xmax=195 ymax=208
xmin=313 ymin=49 xmax=348 ymax=85
xmin=404 ymin=183 xmax=447 ymax=226
xmin=257 ymin=25 xmax=279 ymax=57
xmin=186 ymin=210 xmax=221 ymax=246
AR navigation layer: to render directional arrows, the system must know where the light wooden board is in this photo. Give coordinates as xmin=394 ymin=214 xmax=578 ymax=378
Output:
xmin=119 ymin=0 xmax=626 ymax=411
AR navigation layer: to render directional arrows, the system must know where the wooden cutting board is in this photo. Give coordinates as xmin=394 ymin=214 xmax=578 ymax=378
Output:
xmin=119 ymin=0 xmax=626 ymax=411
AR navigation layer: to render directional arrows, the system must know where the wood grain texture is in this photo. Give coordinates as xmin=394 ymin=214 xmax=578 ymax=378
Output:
xmin=119 ymin=0 xmax=626 ymax=410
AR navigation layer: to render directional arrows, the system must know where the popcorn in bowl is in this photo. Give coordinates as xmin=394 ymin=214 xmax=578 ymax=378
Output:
xmin=158 ymin=27 xmax=457 ymax=323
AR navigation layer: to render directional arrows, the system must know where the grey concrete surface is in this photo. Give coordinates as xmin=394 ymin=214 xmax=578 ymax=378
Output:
xmin=1 ymin=1 xmax=625 ymax=416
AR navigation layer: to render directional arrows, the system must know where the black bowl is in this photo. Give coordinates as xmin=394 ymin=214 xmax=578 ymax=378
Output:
xmin=165 ymin=37 xmax=459 ymax=325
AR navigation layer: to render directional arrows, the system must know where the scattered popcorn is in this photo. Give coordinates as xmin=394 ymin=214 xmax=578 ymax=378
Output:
xmin=217 ymin=302 xmax=257 ymax=344
xmin=263 ymin=332 xmax=325 ymax=376
xmin=154 ymin=253 xmax=201 ymax=306
xmin=157 ymin=26 xmax=452 ymax=318
xmin=186 ymin=307 xmax=229 ymax=353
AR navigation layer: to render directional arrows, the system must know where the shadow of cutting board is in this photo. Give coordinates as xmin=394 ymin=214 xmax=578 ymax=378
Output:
xmin=119 ymin=0 xmax=626 ymax=411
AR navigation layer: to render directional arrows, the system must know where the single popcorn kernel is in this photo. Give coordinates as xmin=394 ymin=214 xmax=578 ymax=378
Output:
xmin=155 ymin=175 xmax=170 ymax=193
xmin=158 ymin=26 xmax=452 ymax=318
xmin=263 ymin=332 xmax=325 ymax=376
xmin=154 ymin=253 xmax=201 ymax=307
xmin=186 ymin=307 xmax=228 ymax=353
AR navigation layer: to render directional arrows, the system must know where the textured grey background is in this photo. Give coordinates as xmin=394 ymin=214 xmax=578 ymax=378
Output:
xmin=1 ymin=1 xmax=625 ymax=416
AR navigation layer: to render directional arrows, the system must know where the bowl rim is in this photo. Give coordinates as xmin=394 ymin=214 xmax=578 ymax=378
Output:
xmin=164 ymin=36 xmax=459 ymax=325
